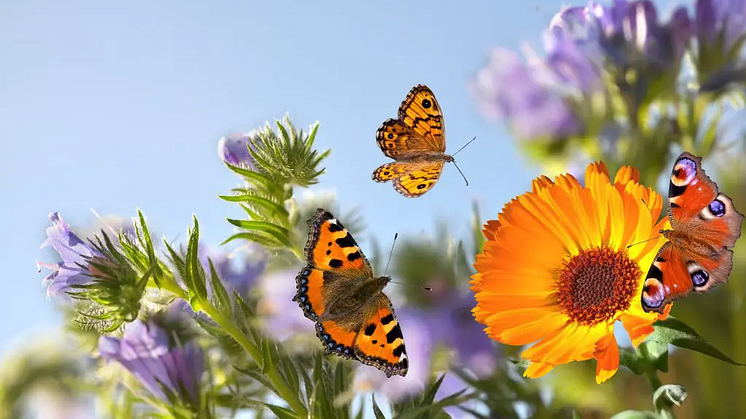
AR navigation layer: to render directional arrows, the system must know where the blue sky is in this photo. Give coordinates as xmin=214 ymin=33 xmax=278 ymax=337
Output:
xmin=0 ymin=0 xmax=676 ymax=361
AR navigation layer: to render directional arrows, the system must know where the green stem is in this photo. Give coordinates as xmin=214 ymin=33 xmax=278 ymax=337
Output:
xmin=151 ymin=279 xmax=307 ymax=415
xmin=638 ymin=345 xmax=676 ymax=419
xmin=204 ymin=306 xmax=308 ymax=416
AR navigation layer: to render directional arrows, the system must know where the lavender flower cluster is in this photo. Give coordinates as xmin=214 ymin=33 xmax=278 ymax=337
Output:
xmin=472 ymin=0 xmax=746 ymax=143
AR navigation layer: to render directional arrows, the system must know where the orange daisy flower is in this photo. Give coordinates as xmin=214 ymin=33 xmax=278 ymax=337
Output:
xmin=471 ymin=162 xmax=671 ymax=383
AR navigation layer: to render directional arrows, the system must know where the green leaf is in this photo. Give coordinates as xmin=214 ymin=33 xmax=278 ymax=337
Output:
xmin=226 ymin=219 xmax=294 ymax=248
xmin=610 ymin=411 xmax=661 ymax=419
xmin=221 ymin=232 xmax=283 ymax=248
xmin=224 ymin=163 xmax=280 ymax=193
xmin=421 ymin=374 xmax=446 ymax=409
xmin=648 ymin=317 xmax=746 ymax=366
xmin=207 ymin=259 xmax=232 ymax=317
xmin=263 ymin=403 xmax=299 ymax=419
xmin=136 ymin=209 xmax=163 ymax=286
xmin=371 ymin=395 xmax=387 ymax=419
xmin=185 ymin=216 xmax=208 ymax=307
xmin=219 ymin=194 xmax=289 ymax=218
xmin=311 ymin=354 xmax=333 ymax=419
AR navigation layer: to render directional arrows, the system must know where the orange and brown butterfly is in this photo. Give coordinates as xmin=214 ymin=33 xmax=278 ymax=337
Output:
xmin=293 ymin=208 xmax=408 ymax=377
xmin=372 ymin=84 xmax=457 ymax=198
xmin=641 ymin=152 xmax=744 ymax=312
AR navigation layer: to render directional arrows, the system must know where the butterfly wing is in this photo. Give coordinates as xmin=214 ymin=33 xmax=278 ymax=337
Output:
xmin=397 ymin=84 xmax=446 ymax=152
xmin=294 ymin=209 xmax=374 ymax=357
xmin=372 ymin=161 xmax=412 ymax=182
xmin=354 ymin=294 xmax=408 ymax=377
xmin=642 ymin=153 xmax=744 ymax=313
xmin=376 ymin=119 xmax=437 ymax=160
xmin=392 ymin=161 xmax=445 ymax=198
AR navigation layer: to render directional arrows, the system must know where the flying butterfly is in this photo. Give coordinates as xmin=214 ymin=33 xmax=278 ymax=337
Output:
xmin=372 ymin=84 xmax=472 ymax=198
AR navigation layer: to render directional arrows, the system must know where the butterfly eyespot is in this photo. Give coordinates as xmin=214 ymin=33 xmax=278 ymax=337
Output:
xmin=417 ymin=184 xmax=426 ymax=189
xmin=691 ymin=269 xmax=709 ymax=286
xmin=709 ymin=199 xmax=726 ymax=217
xmin=388 ymin=133 xmax=394 ymax=139
xmin=384 ymin=171 xmax=389 ymax=175
xmin=387 ymin=143 xmax=394 ymax=148
xmin=421 ymin=98 xmax=431 ymax=108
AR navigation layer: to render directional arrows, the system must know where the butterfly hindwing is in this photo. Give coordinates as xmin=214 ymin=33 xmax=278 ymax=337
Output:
xmin=393 ymin=161 xmax=445 ymax=198
xmin=397 ymin=84 xmax=446 ymax=152
xmin=354 ymin=295 xmax=408 ymax=377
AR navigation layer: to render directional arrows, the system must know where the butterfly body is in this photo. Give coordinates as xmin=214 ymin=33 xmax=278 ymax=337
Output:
xmin=372 ymin=85 xmax=455 ymax=197
xmin=642 ymin=152 xmax=743 ymax=312
xmin=293 ymin=209 xmax=408 ymax=377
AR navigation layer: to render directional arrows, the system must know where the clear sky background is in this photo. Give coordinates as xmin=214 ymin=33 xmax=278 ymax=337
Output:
xmin=0 ymin=0 xmax=677 ymax=360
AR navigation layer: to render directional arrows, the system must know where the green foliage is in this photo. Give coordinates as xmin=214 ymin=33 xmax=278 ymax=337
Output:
xmin=648 ymin=317 xmax=746 ymax=367
xmin=220 ymin=116 xmax=330 ymax=258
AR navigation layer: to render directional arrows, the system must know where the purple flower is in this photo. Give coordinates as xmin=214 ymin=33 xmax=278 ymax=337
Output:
xmin=470 ymin=48 xmax=582 ymax=141
xmin=199 ymin=243 xmax=266 ymax=297
xmin=217 ymin=132 xmax=256 ymax=167
xmin=99 ymin=319 xmax=203 ymax=408
xmin=696 ymin=0 xmax=746 ymax=53
xmin=38 ymin=212 xmax=102 ymax=297
xmin=594 ymin=1 xmax=692 ymax=71
xmin=257 ymin=268 xmax=316 ymax=341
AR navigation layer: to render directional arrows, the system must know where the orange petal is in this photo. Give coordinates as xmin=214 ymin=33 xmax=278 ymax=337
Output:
xmin=486 ymin=309 xmax=568 ymax=345
xmin=532 ymin=175 xmax=554 ymax=193
xmin=482 ymin=219 xmax=502 ymax=241
xmin=620 ymin=313 xmax=656 ymax=347
xmin=524 ymin=361 xmax=554 ymax=378
xmin=593 ymin=332 xmax=620 ymax=384
xmin=614 ymin=166 xmax=640 ymax=186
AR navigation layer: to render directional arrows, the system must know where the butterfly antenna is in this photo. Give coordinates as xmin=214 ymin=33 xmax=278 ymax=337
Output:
xmin=626 ymin=235 xmax=662 ymax=249
xmin=452 ymin=161 xmax=469 ymax=186
xmin=383 ymin=233 xmax=398 ymax=276
xmin=452 ymin=136 xmax=477 ymax=157
xmin=389 ymin=280 xmax=432 ymax=291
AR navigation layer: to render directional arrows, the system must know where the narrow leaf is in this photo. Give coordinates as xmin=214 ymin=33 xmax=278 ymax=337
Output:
xmin=372 ymin=395 xmax=387 ymax=419
xmin=208 ymin=259 xmax=232 ymax=317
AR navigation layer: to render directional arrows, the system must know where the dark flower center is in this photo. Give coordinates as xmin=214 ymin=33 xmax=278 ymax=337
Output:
xmin=555 ymin=247 xmax=641 ymax=326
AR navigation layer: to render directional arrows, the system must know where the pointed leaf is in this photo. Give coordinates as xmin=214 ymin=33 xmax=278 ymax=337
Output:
xmin=372 ymin=395 xmax=387 ymax=419
xmin=263 ymin=403 xmax=299 ymax=419
xmin=221 ymin=232 xmax=283 ymax=248
xmin=648 ymin=317 xmax=746 ymax=366
xmin=219 ymin=194 xmax=288 ymax=217
xmin=208 ymin=259 xmax=232 ymax=317
xmin=226 ymin=219 xmax=294 ymax=247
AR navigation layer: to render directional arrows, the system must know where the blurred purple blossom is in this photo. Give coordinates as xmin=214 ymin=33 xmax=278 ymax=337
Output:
xmin=217 ymin=132 xmax=256 ymax=167
xmin=198 ymin=243 xmax=266 ymax=297
xmin=594 ymin=1 xmax=692 ymax=71
xmin=38 ymin=212 xmax=102 ymax=297
xmin=257 ymin=268 xmax=315 ymax=341
xmin=99 ymin=319 xmax=203 ymax=408
xmin=470 ymin=48 xmax=583 ymax=140
xmin=696 ymin=0 xmax=746 ymax=53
